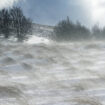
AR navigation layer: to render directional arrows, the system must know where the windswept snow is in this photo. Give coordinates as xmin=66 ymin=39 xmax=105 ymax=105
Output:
xmin=0 ymin=39 xmax=105 ymax=105
xmin=26 ymin=36 xmax=50 ymax=44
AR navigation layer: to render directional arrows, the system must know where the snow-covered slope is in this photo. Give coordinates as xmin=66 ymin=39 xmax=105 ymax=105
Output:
xmin=0 ymin=39 xmax=105 ymax=105
xmin=32 ymin=23 xmax=54 ymax=38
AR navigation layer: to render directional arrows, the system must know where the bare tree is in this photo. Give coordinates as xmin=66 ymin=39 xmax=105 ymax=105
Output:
xmin=10 ymin=7 xmax=32 ymax=41
xmin=0 ymin=9 xmax=10 ymax=38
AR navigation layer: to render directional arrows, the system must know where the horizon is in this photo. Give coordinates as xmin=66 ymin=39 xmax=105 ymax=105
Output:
xmin=1 ymin=0 xmax=105 ymax=28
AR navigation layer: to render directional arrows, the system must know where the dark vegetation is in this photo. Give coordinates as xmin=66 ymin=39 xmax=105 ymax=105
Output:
xmin=0 ymin=7 xmax=32 ymax=41
xmin=0 ymin=6 xmax=105 ymax=42
xmin=54 ymin=16 xmax=105 ymax=41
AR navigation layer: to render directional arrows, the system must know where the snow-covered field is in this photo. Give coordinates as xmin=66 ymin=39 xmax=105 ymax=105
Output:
xmin=0 ymin=37 xmax=105 ymax=105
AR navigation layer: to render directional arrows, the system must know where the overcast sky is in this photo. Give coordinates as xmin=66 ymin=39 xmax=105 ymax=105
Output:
xmin=18 ymin=0 xmax=91 ymax=27
xmin=1 ymin=0 xmax=105 ymax=27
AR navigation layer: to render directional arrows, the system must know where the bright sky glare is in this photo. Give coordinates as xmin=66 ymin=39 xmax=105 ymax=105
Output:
xmin=81 ymin=0 xmax=105 ymax=27
xmin=0 ymin=0 xmax=19 ymax=9
xmin=1 ymin=0 xmax=105 ymax=27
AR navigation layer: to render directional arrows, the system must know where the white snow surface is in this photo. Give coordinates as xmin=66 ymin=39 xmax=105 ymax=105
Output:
xmin=0 ymin=38 xmax=105 ymax=105
xmin=26 ymin=36 xmax=50 ymax=44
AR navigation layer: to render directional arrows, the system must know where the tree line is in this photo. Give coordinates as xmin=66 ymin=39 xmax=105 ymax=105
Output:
xmin=0 ymin=7 xmax=32 ymax=41
xmin=54 ymin=16 xmax=105 ymax=41
xmin=1 ymin=7 xmax=105 ymax=42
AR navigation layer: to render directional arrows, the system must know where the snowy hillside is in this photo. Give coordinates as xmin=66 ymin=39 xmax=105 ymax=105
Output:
xmin=32 ymin=23 xmax=54 ymax=38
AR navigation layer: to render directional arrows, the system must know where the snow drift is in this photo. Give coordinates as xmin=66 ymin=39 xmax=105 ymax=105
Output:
xmin=0 ymin=38 xmax=105 ymax=105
